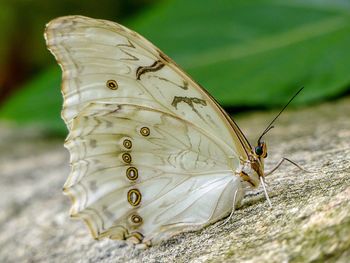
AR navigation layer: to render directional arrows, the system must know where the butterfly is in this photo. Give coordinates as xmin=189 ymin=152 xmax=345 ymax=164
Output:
xmin=45 ymin=15 xmax=305 ymax=247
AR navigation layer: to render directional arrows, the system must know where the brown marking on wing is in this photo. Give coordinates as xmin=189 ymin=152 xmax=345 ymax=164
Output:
xmin=117 ymin=39 xmax=135 ymax=49
xmin=156 ymin=77 xmax=189 ymax=90
xmin=171 ymin=96 xmax=207 ymax=122
xmin=136 ymin=60 xmax=165 ymax=80
xmin=120 ymin=50 xmax=139 ymax=61
xmin=171 ymin=96 xmax=207 ymax=110
xmin=117 ymin=40 xmax=139 ymax=61
xmin=182 ymin=80 xmax=189 ymax=90
xmin=106 ymin=79 xmax=118 ymax=90
xmin=158 ymin=50 xmax=171 ymax=63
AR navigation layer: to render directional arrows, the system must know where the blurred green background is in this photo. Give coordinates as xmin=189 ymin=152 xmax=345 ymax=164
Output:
xmin=0 ymin=0 xmax=349 ymax=135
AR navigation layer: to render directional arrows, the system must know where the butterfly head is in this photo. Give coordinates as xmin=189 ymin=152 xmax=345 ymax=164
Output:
xmin=254 ymin=141 xmax=268 ymax=159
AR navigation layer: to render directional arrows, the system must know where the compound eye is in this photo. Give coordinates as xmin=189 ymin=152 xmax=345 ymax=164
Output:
xmin=255 ymin=146 xmax=263 ymax=156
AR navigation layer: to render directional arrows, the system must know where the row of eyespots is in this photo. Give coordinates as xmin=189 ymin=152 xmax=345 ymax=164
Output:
xmin=120 ymin=127 xmax=151 ymax=227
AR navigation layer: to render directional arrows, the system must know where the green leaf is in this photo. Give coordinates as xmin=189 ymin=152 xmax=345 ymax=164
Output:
xmin=1 ymin=0 xmax=350 ymax=133
xmin=131 ymin=0 xmax=350 ymax=107
xmin=0 ymin=67 xmax=66 ymax=135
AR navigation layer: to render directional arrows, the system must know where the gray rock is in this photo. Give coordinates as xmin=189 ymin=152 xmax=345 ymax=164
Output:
xmin=0 ymin=97 xmax=349 ymax=263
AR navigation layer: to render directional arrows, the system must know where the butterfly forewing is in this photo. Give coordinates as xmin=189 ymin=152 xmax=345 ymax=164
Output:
xmin=45 ymin=16 xmax=249 ymax=158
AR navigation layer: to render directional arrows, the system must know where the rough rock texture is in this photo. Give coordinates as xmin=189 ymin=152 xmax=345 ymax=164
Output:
xmin=0 ymin=97 xmax=349 ymax=263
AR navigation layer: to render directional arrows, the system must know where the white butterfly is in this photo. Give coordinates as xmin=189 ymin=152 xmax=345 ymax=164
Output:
xmin=45 ymin=15 xmax=304 ymax=246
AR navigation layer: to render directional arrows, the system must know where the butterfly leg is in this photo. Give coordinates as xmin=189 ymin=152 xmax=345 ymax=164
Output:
xmin=260 ymin=176 xmax=272 ymax=208
xmin=265 ymin=157 xmax=312 ymax=176
xmin=218 ymin=189 xmax=239 ymax=227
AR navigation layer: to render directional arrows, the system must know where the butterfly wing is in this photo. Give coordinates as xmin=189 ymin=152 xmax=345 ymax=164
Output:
xmin=64 ymin=103 xmax=244 ymax=244
xmin=45 ymin=15 xmax=251 ymax=158
xmin=45 ymin=15 xmax=249 ymax=245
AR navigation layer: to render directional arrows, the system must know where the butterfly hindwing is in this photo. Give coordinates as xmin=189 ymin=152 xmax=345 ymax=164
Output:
xmin=64 ymin=103 xmax=243 ymax=244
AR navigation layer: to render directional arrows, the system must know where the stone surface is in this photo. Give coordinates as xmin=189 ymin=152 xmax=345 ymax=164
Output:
xmin=0 ymin=97 xmax=349 ymax=263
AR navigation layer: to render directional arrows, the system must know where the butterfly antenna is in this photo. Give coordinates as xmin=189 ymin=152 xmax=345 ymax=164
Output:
xmin=260 ymin=176 xmax=272 ymax=208
xmin=258 ymin=87 xmax=304 ymax=144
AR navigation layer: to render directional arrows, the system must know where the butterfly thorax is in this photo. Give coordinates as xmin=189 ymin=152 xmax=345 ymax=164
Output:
xmin=236 ymin=142 xmax=268 ymax=188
